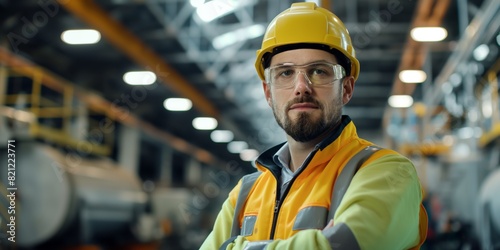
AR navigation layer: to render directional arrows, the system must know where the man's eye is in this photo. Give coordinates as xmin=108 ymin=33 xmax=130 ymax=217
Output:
xmin=309 ymin=66 xmax=333 ymax=77
xmin=312 ymin=69 xmax=327 ymax=75
xmin=277 ymin=69 xmax=294 ymax=77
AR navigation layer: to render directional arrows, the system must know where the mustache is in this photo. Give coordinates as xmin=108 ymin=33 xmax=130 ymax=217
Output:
xmin=286 ymin=96 xmax=322 ymax=110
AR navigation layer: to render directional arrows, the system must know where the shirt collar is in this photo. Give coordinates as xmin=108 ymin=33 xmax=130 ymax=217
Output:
xmin=273 ymin=142 xmax=290 ymax=170
xmin=272 ymin=143 xmax=296 ymax=184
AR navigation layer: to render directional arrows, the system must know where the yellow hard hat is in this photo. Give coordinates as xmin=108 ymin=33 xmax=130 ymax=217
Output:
xmin=255 ymin=2 xmax=359 ymax=81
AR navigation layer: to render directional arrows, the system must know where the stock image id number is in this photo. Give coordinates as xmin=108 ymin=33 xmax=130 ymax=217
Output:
xmin=7 ymin=140 xmax=15 ymax=187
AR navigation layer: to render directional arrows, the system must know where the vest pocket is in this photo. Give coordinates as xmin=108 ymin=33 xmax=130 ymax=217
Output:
xmin=241 ymin=215 xmax=257 ymax=236
xmin=293 ymin=206 xmax=328 ymax=230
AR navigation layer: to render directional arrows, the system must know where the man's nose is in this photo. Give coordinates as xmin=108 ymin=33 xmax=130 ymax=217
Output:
xmin=294 ymin=71 xmax=312 ymax=95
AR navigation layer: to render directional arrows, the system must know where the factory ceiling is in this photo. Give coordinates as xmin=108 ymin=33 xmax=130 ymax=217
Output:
xmin=0 ymin=0 xmax=496 ymax=170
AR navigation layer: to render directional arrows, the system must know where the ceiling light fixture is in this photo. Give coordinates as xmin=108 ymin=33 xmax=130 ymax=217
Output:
xmin=240 ymin=149 xmax=259 ymax=161
xmin=410 ymin=27 xmax=448 ymax=42
xmin=399 ymin=70 xmax=427 ymax=83
xmin=61 ymin=29 xmax=101 ymax=45
xmin=190 ymin=0 xmax=205 ymax=8
xmin=227 ymin=141 xmax=248 ymax=153
xmin=305 ymin=0 xmax=321 ymax=5
xmin=482 ymin=99 xmax=493 ymax=118
xmin=123 ymin=71 xmax=156 ymax=85
xmin=163 ymin=98 xmax=192 ymax=111
xmin=210 ymin=130 xmax=234 ymax=143
xmin=212 ymin=24 xmax=265 ymax=49
xmin=388 ymin=95 xmax=414 ymax=108
xmin=193 ymin=117 xmax=218 ymax=130
xmin=196 ymin=0 xmax=237 ymax=22
xmin=473 ymin=44 xmax=489 ymax=61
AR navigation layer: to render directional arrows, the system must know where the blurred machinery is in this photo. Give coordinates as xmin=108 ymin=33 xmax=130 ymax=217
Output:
xmin=477 ymin=168 xmax=500 ymax=248
xmin=0 ymin=141 xmax=163 ymax=249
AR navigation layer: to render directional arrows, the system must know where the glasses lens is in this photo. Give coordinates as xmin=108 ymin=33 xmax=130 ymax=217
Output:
xmin=305 ymin=63 xmax=336 ymax=85
xmin=265 ymin=63 xmax=345 ymax=88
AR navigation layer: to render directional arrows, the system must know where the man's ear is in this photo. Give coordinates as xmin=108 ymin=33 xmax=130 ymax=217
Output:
xmin=262 ymin=81 xmax=272 ymax=107
xmin=342 ymin=76 xmax=355 ymax=105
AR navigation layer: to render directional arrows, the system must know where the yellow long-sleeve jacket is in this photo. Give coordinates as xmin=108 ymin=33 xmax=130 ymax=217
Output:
xmin=201 ymin=116 xmax=428 ymax=250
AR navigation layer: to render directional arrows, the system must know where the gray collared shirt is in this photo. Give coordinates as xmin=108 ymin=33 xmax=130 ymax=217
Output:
xmin=272 ymin=143 xmax=313 ymax=198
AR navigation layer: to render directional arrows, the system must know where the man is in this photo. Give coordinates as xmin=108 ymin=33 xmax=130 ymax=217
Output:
xmin=201 ymin=2 xmax=427 ymax=249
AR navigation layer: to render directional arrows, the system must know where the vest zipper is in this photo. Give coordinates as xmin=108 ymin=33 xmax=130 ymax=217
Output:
xmin=269 ymin=145 xmax=320 ymax=239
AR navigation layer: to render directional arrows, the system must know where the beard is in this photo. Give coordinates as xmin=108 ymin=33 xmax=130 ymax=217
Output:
xmin=272 ymin=95 xmax=342 ymax=142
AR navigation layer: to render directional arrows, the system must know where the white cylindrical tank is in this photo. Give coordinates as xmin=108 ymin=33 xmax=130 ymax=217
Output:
xmin=0 ymin=141 xmax=148 ymax=247
xmin=476 ymin=168 xmax=500 ymax=248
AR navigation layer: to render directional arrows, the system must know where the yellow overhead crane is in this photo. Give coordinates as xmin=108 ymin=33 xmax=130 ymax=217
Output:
xmin=1 ymin=53 xmax=113 ymax=156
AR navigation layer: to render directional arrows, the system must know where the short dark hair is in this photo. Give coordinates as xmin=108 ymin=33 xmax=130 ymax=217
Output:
xmin=262 ymin=43 xmax=351 ymax=77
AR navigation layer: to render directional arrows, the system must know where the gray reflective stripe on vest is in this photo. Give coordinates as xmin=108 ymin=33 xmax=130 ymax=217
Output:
xmin=322 ymin=222 xmax=361 ymax=250
xmin=243 ymin=240 xmax=272 ymax=250
xmin=231 ymin=171 xmax=262 ymax=237
xmin=293 ymin=206 xmax=328 ymax=230
xmin=328 ymin=145 xmax=380 ymax=221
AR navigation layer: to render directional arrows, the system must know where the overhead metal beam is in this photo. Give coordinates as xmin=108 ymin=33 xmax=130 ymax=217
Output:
xmin=58 ymin=0 xmax=220 ymax=119
xmin=321 ymin=0 xmax=331 ymax=10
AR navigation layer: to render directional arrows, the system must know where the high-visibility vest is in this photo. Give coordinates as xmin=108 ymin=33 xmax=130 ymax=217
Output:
xmin=230 ymin=145 xmax=381 ymax=237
